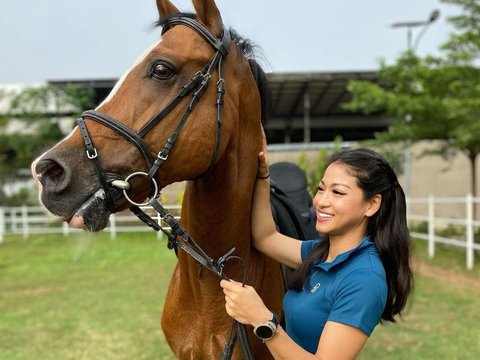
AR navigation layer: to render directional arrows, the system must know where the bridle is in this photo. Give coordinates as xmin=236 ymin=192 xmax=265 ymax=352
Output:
xmin=76 ymin=16 xmax=255 ymax=360
xmin=77 ymin=16 xmax=229 ymax=210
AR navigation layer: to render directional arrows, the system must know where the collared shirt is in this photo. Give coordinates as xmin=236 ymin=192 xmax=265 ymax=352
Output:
xmin=283 ymin=237 xmax=387 ymax=354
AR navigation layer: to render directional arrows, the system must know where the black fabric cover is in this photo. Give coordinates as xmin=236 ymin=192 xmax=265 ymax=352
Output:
xmin=269 ymin=162 xmax=318 ymax=241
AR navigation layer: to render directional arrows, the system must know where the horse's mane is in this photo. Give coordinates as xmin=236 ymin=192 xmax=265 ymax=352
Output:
xmin=155 ymin=13 xmax=270 ymax=123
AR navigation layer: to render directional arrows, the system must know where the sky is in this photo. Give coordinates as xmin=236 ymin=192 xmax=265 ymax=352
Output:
xmin=0 ymin=0 xmax=459 ymax=85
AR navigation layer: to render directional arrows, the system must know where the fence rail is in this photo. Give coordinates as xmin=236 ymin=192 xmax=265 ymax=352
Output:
xmin=406 ymin=195 xmax=480 ymax=269
xmin=0 ymin=204 xmax=181 ymax=242
xmin=1 ymin=195 xmax=480 ymax=268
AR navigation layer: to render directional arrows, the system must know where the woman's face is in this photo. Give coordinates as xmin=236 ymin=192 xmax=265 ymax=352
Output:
xmin=313 ymin=162 xmax=377 ymax=239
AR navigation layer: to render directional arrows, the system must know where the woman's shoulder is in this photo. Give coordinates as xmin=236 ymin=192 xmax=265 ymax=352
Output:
xmin=300 ymin=238 xmax=322 ymax=261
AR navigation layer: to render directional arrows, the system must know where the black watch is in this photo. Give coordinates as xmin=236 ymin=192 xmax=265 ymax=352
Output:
xmin=253 ymin=312 xmax=280 ymax=341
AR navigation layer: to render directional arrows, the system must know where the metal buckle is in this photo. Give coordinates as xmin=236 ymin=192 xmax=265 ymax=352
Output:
xmin=86 ymin=148 xmax=98 ymax=159
xmin=122 ymin=172 xmax=159 ymax=206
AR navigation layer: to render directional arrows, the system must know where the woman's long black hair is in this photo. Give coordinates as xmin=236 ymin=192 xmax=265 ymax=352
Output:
xmin=289 ymin=148 xmax=413 ymax=322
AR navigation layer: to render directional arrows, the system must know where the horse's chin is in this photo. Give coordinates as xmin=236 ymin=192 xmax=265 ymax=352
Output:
xmin=67 ymin=189 xmax=110 ymax=232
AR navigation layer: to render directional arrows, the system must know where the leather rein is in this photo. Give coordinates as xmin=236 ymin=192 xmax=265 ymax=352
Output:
xmin=76 ymin=16 xmax=255 ymax=360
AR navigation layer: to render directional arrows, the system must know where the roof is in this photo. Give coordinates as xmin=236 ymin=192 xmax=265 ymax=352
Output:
xmin=266 ymin=71 xmax=389 ymax=143
xmin=47 ymin=71 xmax=389 ymax=143
xmin=268 ymin=71 xmax=379 ymax=117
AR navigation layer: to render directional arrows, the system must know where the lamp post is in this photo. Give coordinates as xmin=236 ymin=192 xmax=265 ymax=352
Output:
xmin=391 ymin=9 xmax=440 ymax=51
xmin=390 ymin=9 xmax=440 ymax=198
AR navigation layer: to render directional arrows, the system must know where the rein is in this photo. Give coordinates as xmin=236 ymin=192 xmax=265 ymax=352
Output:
xmin=76 ymin=16 xmax=255 ymax=360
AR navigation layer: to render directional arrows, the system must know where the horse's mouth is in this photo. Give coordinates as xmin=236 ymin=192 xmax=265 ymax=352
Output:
xmin=66 ymin=188 xmax=111 ymax=231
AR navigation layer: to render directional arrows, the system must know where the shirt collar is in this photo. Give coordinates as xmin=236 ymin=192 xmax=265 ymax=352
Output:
xmin=314 ymin=236 xmax=373 ymax=272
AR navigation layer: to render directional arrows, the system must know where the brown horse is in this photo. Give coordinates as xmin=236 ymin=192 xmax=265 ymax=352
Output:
xmin=31 ymin=0 xmax=283 ymax=358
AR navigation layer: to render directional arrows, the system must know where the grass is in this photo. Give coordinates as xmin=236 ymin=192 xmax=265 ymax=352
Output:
xmin=1 ymin=234 xmax=479 ymax=359
xmin=0 ymin=233 xmax=177 ymax=360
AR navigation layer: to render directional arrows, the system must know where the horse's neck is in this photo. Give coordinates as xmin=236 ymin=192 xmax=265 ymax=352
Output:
xmin=185 ymin=169 xmax=255 ymax=254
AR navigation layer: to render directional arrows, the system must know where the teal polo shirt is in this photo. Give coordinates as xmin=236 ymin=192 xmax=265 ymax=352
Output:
xmin=283 ymin=237 xmax=387 ymax=354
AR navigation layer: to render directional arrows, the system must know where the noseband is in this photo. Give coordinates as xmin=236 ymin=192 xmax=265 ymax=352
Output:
xmin=76 ymin=16 xmax=255 ymax=360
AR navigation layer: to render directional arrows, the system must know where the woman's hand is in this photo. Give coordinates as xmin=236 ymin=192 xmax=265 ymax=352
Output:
xmin=220 ymin=279 xmax=272 ymax=326
xmin=257 ymin=128 xmax=270 ymax=179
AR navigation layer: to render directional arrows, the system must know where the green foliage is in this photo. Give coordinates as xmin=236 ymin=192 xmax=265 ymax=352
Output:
xmin=440 ymin=0 xmax=480 ymax=64
xmin=1 ymin=84 xmax=95 ymax=205
xmin=0 ymin=186 xmax=38 ymax=206
xmin=296 ymin=136 xmax=343 ymax=195
xmin=8 ymin=84 xmax=94 ymax=119
xmin=345 ymin=0 xmax=480 ymax=196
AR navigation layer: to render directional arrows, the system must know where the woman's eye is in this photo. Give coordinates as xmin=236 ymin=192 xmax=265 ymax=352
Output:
xmin=333 ymin=190 xmax=345 ymax=195
xmin=317 ymin=186 xmax=324 ymax=193
xmin=150 ymin=62 xmax=174 ymax=80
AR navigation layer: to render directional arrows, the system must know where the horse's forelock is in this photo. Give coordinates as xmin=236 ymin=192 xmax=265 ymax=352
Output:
xmin=154 ymin=16 xmax=270 ymax=124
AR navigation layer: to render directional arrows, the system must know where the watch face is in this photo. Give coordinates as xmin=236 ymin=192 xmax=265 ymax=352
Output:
xmin=255 ymin=325 xmax=274 ymax=339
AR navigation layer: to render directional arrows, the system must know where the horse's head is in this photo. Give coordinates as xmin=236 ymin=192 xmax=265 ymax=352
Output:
xmin=31 ymin=0 xmax=266 ymax=231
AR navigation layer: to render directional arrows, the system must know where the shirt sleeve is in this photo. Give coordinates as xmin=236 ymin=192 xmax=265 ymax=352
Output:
xmin=328 ymin=269 xmax=387 ymax=336
xmin=301 ymin=239 xmax=320 ymax=262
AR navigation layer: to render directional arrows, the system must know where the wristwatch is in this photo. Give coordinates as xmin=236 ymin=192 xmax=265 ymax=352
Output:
xmin=253 ymin=312 xmax=280 ymax=341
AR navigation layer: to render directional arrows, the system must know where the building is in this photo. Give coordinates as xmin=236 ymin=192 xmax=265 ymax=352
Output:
xmin=48 ymin=70 xmax=389 ymax=144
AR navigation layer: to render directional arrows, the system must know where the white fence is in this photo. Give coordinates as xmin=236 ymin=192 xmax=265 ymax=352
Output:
xmin=1 ymin=196 xmax=480 ymax=268
xmin=407 ymin=195 xmax=480 ymax=269
xmin=0 ymin=204 xmax=181 ymax=242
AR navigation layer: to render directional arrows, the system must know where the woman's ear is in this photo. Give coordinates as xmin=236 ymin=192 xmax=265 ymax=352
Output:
xmin=365 ymin=194 xmax=382 ymax=217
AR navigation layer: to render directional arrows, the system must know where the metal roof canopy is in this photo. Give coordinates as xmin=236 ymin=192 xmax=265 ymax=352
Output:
xmin=266 ymin=71 xmax=389 ymax=143
xmin=50 ymin=70 xmax=390 ymax=144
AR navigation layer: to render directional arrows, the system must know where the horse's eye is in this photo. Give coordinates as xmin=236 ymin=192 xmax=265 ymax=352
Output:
xmin=150 ymin=62 xmax=174 ymax=80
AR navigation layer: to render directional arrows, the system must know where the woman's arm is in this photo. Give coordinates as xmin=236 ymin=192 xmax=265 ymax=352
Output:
xmin=252 ymin=132 xmax=303 ymax=269
xmin=314 ymin=321 xmax=368 ymax=360
xmin=265 ymin=323 xmax=367 ymax=360
xmin=220 ymin=280 xmax=368 ymax=360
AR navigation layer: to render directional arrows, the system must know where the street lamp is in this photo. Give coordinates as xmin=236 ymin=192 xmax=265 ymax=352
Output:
xmin=390 ymin=10 xmax=440 ymax=198
xmin=391 ymin=9 xmax=440 ymax=51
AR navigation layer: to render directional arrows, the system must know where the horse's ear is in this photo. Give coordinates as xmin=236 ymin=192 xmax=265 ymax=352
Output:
xmin=192 ymin=0 xmax=223 ymax=37
xmin=156 ymin=0 xmax=179 ymax=18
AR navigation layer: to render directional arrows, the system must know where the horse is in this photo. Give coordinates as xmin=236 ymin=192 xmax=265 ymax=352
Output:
xmin=31 ymin=0 xmax=284 ymax=358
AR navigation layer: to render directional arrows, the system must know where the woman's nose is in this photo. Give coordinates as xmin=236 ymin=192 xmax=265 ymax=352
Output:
xmin=313 ymin=191 xmax=330 ymax=208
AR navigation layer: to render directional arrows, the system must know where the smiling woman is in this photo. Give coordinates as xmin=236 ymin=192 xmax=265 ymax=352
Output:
xmin=221 ymin=147 xmax=413 ymax=359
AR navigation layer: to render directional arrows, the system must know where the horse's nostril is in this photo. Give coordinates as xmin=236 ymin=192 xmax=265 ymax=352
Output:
xmin=35 ymin=158 xmax=66 ymax=186
xmin=46 ymin=163 xmax=64 ymax=178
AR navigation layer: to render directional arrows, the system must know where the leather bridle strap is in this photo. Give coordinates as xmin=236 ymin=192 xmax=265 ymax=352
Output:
xmin=81 ymin=110 xmax=155 ymax=167
xmin=131 ymin=198 xmax=254 ymax=360
xmin=76 ymin=117 xmax=116 ymax=211
xmin=161 ymin=16 xmax=230 ymax=57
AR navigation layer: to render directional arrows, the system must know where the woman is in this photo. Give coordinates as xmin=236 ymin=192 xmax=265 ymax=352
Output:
xmin=220 ymin=145 xmax=413 ymax=359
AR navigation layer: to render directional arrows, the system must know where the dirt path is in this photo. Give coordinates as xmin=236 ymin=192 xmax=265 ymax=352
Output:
xmin=413 ymin=259 xmax=480 ymax=289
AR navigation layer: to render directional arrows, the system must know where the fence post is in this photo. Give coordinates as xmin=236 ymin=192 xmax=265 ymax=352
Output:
xmin=428 ymin=195 xmax=435 ymax=258
xmin=466 ymin=194 xmax=474 ymax=270
xmin=110 ymin=214 xmax=116 ymax=240
xmin=62 ymin=222 xmax=69 ymax=236
xmin=22 ymin=205 xmax=29 ymax=240
xmin=157 ymin=212 xmax=163 ymax=241
xmin=11 ymin=208 xmax=17 ymax=233
xmin=0 ymin=207 xmax=5 ymax=243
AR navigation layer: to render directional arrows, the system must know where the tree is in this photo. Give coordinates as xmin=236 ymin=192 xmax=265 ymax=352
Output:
xmin=0 ymin=84 xmax=94 ymax=205
xmin=344 ymin=0 xmax=480 ymax=198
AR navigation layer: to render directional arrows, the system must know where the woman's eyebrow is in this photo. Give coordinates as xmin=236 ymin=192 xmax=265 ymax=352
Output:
xmin=320 ymin=180 xmax=352 ymax=189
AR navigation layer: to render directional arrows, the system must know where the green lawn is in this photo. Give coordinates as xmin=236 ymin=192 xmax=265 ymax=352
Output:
xmin=1 ymin=233 xmax=479 ymax=359
xmin=0 ymin=233 xmax=177 ymax=360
